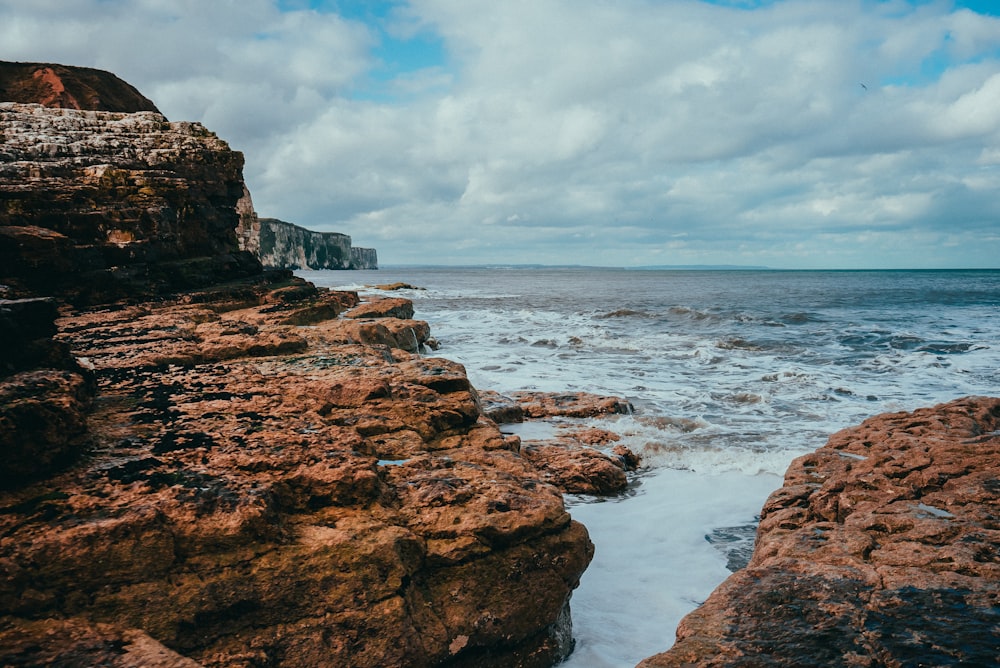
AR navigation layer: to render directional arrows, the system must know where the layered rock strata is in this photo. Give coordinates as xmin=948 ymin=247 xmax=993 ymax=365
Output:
xmin=256 ymin=217 xmax=378 ymax=270
xmin=0 ymin=102 xmax=261 ymax=304
xmin=639 ymin=396 xmax=1000 ymax=667
xmin=0 ymin=280 xmax=594 ymax=667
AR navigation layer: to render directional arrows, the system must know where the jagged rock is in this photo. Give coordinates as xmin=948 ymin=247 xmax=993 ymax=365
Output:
xmin=345 ymin=296 xmax=415 ymax=320
xmin=478 ymin=390 xmax=526 ymax=424
xmin=0 ymin=101 xmax=262 ymax=304
xmin=256 ymin=217 xmax=378 ymax=270
xmin=639 ymin=396 xmax=1000 ymax=667
xmin=0 ymin=368 xmax=94 ymax=486
xmin=509 ymin=391 xmax=634 ymax=418
xmin=0 ymin=61 xmax=161 ymax=113
xmin=520 ymin=441 xmax=629 ymax=495
xmin=0 ymin=279 xmax=594 ymax=667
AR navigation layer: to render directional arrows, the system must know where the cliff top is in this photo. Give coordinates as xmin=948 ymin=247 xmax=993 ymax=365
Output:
xmin=0 ymin=61 xmax=160 ymax=114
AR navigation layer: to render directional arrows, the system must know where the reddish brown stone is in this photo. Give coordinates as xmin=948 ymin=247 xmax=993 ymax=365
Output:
xmin=0 ymin=279 xmax=595 ymax=667
xmin=639 ymin=396 xmax=1000 ymax=667
xmin=509 ymin=391 xmax=633 ymax=418
xmin=0 ymin=61 xmax=161 ymax=113
xmin=345 ymin=296 xmax=415 ymax=320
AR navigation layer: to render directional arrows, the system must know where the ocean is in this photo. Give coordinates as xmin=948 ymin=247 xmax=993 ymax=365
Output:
xmin=299 ymin=267 xmax=1000 ymax=667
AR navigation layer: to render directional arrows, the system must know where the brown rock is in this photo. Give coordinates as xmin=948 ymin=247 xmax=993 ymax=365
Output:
xmin=0 ymin=368 xmax=94 ymax=486
xmin=509 ymin=391 xmax=633 ymax=418
xmin=345 ymin=296 xmax=416 ymax=320
xmin=520 ymin=440 xmax=629 ymax=495
xmin=0 ymin=618 xmax=201 ymax=668
xmin=0 ymin=102 xmax=262 ymax=304
xmin=639 ymin=396 xmax=1000 ymax=667
xmin=0 ymin=278 xmax=594 ymax=667
xmin=479 ymin=390 xmax=526 ymax=424
xmin=0 ymin=61 xmax=161 ymax=113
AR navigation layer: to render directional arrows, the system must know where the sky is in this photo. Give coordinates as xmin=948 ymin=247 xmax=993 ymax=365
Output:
xmin=2 ymin=0 xmax=1000 ymax=268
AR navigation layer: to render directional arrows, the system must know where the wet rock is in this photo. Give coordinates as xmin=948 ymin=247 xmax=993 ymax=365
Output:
xmin=509 ymin=391 xmax=633 ymax=418
xmin=479 ymin=390 xmax=525 ymax=424
xmin=345 ymin=296 xmax=416 ymax=320
xmin=520 ymin=440 xmax=629 ymax=495
xmin=639 ymin=396 xmax=1000 ymax=667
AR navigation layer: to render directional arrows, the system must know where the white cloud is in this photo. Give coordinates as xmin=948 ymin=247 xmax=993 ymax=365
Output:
xmin=1 ymin=0 xmax=998 ymax=267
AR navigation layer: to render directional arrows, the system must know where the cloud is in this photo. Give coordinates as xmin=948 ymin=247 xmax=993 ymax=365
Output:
xmin=1 ymin=0 xmax=999 ymax=268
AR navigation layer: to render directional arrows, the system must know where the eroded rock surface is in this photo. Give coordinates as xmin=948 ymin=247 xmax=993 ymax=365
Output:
xmin=0 ymin=281 xmax=595 ymax=667
xmin=0 ymin=101 xmax=260 ymax=304
xmin=639 ymin=396 xmax=1000 ymax=667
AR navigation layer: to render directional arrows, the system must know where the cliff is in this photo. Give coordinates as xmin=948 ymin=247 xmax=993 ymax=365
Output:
xmin=639 ymin=396 xmax=1000 ymax=667
xmin=256 ymin=217 xmax=378 ymax=270
xmin=0 ymin=63 xmax=599 ymax=667
xmin=0 ymin=102 xmax=261 ymax=304
xmin=0 ymin=61 xmax=160 ymax=114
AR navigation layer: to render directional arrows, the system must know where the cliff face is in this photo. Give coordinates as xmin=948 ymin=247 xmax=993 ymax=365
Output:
xmin=640 ymin=396 xmax=1000 ymax=667
xmin=0 ymin=62 xmax=160 ymax=114
xmin=0 ymin=102 xmax=261 ymax=304
xmin=256 ymin=217 xmax=378 ymax=270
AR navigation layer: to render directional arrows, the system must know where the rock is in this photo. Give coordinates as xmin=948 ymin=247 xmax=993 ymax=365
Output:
xmin=479 ymin=390 xmax=526 ymax=424
xmin=520 ymin=440 xmax=629 ymax=495
xmin=0 ymin=618 xmax=202 ymax=668
xmin=0 ymin=277 xmax=595 ymax=667
xmin=0 ymin=297 xmax=68 ymax=376
xmin=0 ymin=101 xmax=262 ymax=304
xmin=0 ymin=61 xmax=161 ymax=113
xmin=256 ymin=217 xmax=378 ymax=270
xmin=345 ymin=296 xmax=415 ymax=320
xmin=0 ymin=368 xmax=94 ymax=486
xmin=0 ymin=63 xmax=594 ymax=666
xmin=375 ymin=282 xmax=424 ymax=291
xmin=509 ymin=391 xmax=633 ymax=418
xmin=638 ymin=396 xmax=1000 ymax=667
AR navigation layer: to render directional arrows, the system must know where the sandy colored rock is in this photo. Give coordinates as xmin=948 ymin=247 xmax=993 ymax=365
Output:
xmin=639 ymin=396 xmax=1000 ymax=667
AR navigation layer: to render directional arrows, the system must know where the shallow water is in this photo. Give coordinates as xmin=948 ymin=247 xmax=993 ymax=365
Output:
xmin=301 ymin=267 xmax=1000 ymax=666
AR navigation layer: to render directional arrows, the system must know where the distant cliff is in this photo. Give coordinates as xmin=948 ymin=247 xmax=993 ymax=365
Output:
xmin=256 ymin=217 xmax=378 ymax=270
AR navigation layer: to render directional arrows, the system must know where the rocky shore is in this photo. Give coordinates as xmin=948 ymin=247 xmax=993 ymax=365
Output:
xmin=3 ymin=61 xmax=997 ymax=667
xmin=639 ymin=396 xmax=1000 ymax=667
xmin=0 ymin=62 xmax=634 ymax=667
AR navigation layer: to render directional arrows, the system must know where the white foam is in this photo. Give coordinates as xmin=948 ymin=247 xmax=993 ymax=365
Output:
xmin=562 ymin=469 xmax=781 ymax=667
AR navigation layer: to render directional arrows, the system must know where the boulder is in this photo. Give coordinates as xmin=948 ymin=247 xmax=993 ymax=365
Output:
xmin=639 ymin=396 xmax=1000 ymax=667
xmin=509 ymin=391 xmax=633 ymax=418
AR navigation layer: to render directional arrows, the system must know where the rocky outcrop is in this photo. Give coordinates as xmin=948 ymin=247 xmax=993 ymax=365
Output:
xmin=0 ymin=101 xmax=262 ymax=305
xmin=0 ymin=63 xmax=596 ymax=667
xmin=0 ymin=279 xmax=594 ymax=667
xmin=0 ymin=62 xmax=160 ymax=113
xmin=639 ymin=396 xmax=1000 ymax=667
xmin=256 ymin=217 xmax=378 ymax=270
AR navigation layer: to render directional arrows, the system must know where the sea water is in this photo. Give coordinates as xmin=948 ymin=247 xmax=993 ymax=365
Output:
xmin=300 ymin=267 xmax=1000 ymax=667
